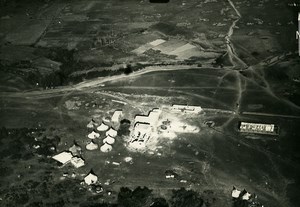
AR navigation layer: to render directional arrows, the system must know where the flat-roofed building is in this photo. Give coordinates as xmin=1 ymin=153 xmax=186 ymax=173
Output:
xmin=52 ymin=151 xmax=73 ymax=165
xmin=171 ymin=104 xmax=202 ymax=113
xmin=129 ymin=108 xmax=161 ymax=149
xmin=134 ymin=108 xmax=161 ymax=126
xmin=239 ymin=121 xmax=279 ymax=135
xmin=70 ymin=156 xmax=85 ymax=168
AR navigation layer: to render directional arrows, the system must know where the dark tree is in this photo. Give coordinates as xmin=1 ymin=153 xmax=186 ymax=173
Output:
xmin=118 ymin=119 xmax=131 ymax=136
xmin=171 ymin=188 xmax=204 ymax=207
xmin=117 ymin=186 xmax=153 ymax=207
xmin=124 ymin=65 xmax=133 ymax=75
xmin=151 ymin=198 xmax=169 ymax=207
xmin=117 ymin=187 xmax=134 ymax=207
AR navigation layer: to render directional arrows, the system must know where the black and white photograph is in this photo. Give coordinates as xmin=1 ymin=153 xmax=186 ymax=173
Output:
xmin=0 ymin=0 xmax=299 ymax=206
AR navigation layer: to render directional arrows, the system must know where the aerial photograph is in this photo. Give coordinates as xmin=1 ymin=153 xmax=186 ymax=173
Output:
xmin=0 ymin=0 xmax=299 ymax=206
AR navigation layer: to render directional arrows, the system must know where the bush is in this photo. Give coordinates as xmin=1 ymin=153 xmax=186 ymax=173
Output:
xmin=118 ymin=186 xmax=153 ymax=207
xmin=171 ymin=188 xmax=204 ymax=207
xmin=118 ymin=119 xmax=131 ymax=136
xmin=151 ymin=198 xmax=169 ymax=207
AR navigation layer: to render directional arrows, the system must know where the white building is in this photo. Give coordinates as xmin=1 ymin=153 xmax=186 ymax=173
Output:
xmin=239 ymin=122 xmax=278 ymax=135
xmin=111 ymin=110 xmax=123 ymax=123
xmin=84 ymin=172 xmax=98 ymax=185
xmin=134 ymin=109 xmax=161 ymax=126
xmin=129 ymin=108 xmax=161 ymax=149
xmin=70 ymin=156 xmax=85 ymax=168
xmin=130 ymin=123 xmax=152 ymax=149
xmin=171 ymin=104 xmax=202 ymax=114
xmin=52 ymin=152 xmax=73 ymax=165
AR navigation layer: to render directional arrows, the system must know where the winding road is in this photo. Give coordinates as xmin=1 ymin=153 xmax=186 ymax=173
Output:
xmin=225 ymin=0 xmax=248 ymax=69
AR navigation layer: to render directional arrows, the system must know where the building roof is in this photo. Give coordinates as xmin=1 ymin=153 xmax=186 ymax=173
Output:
xmin=135 ymin=115 xmax=150 ymax=124
xmin=239 ymin=122 xmax=277 ymax=134
xmin=134 ymin=122 xmax=151 ymax=132
xmin=70 ymin=156 xmax=85 ymax=168
xmin=52 ymin=151 xmax=73 ymax=164
xmin=134 ymin=109 xmax=161 ymax=125
xmin=172 ymin=104 xmax=202 ymax=113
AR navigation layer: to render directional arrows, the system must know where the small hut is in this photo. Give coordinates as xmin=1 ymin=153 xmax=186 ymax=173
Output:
xmin=69 ymin=143 xmax=82 ymax=156
xmin=100 ymin=143 xmax=112 ymax=152
xmin=97 ymin=122 xmax=109 ymax=131
xmin=231 ymin=187 xmax=241 ymax=198
xmin=84 ymin=171 xmax=98 ymax=185
xmin=103 ymin=136 xmax=115 ymax=145
xmin=106 ymin=128 xmax=117 ymax=137
xmin=86 ymin=141 xmax=99 ymax=150
xmin=88 ymin=130 xmax=100 ymax=139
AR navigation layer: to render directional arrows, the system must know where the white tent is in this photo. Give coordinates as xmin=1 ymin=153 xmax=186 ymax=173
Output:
xmin=88 ymin=131 xmax=100 ymax=139
xmin=84 ymin=172 xmax=98 ymax=185
xmin=52 ymin=152 xmax=73 ymax=164
xmin=70 ymin=157 xmax=85 ymax=168
xmin=231 ymin=189 xmax=241 ymax=198
xmin=242 ymin=192 xmax=251 ymax=200
xmin=87 ymin=120 xmax=95 ymax=128
xmin=103 ymin=136 xmax=115 ymax=145
xmin=69 ymin=144 xmax=81 ymax=156
xmin=86 ymin=141 xmax=99 ymax=150
xmin=124 ymin=157 xmax=133 ymax=163
xmin=97 ymin=123 xmax=109 ymax=131
xmin=106 ymin=128 xmax=117 ymax=137
xmin=100 ymin=143 xmax=112 ymax=152
xmin=111 ymin=110 xmax=123 ymax=123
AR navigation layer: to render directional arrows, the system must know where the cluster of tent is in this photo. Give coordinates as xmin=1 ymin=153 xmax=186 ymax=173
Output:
xmin=231 ymin=186 xmax=252 ymax=201
xmin=52 ymin=149 xmax=100 ymax=185
xmin=86 ymin=119 xmax=118 ymax=153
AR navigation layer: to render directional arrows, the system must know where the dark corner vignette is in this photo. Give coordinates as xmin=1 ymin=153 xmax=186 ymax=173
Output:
xmin=150 ymin=0 xmax=170 ymax=3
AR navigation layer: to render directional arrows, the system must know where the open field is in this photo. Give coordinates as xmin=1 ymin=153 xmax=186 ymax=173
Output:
xmin=1 ymin=62 xmax=300 ymax=206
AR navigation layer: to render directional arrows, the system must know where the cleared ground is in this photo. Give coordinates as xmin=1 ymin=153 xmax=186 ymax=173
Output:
xmin=1 ymin=65 xmax=300 ymax=206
